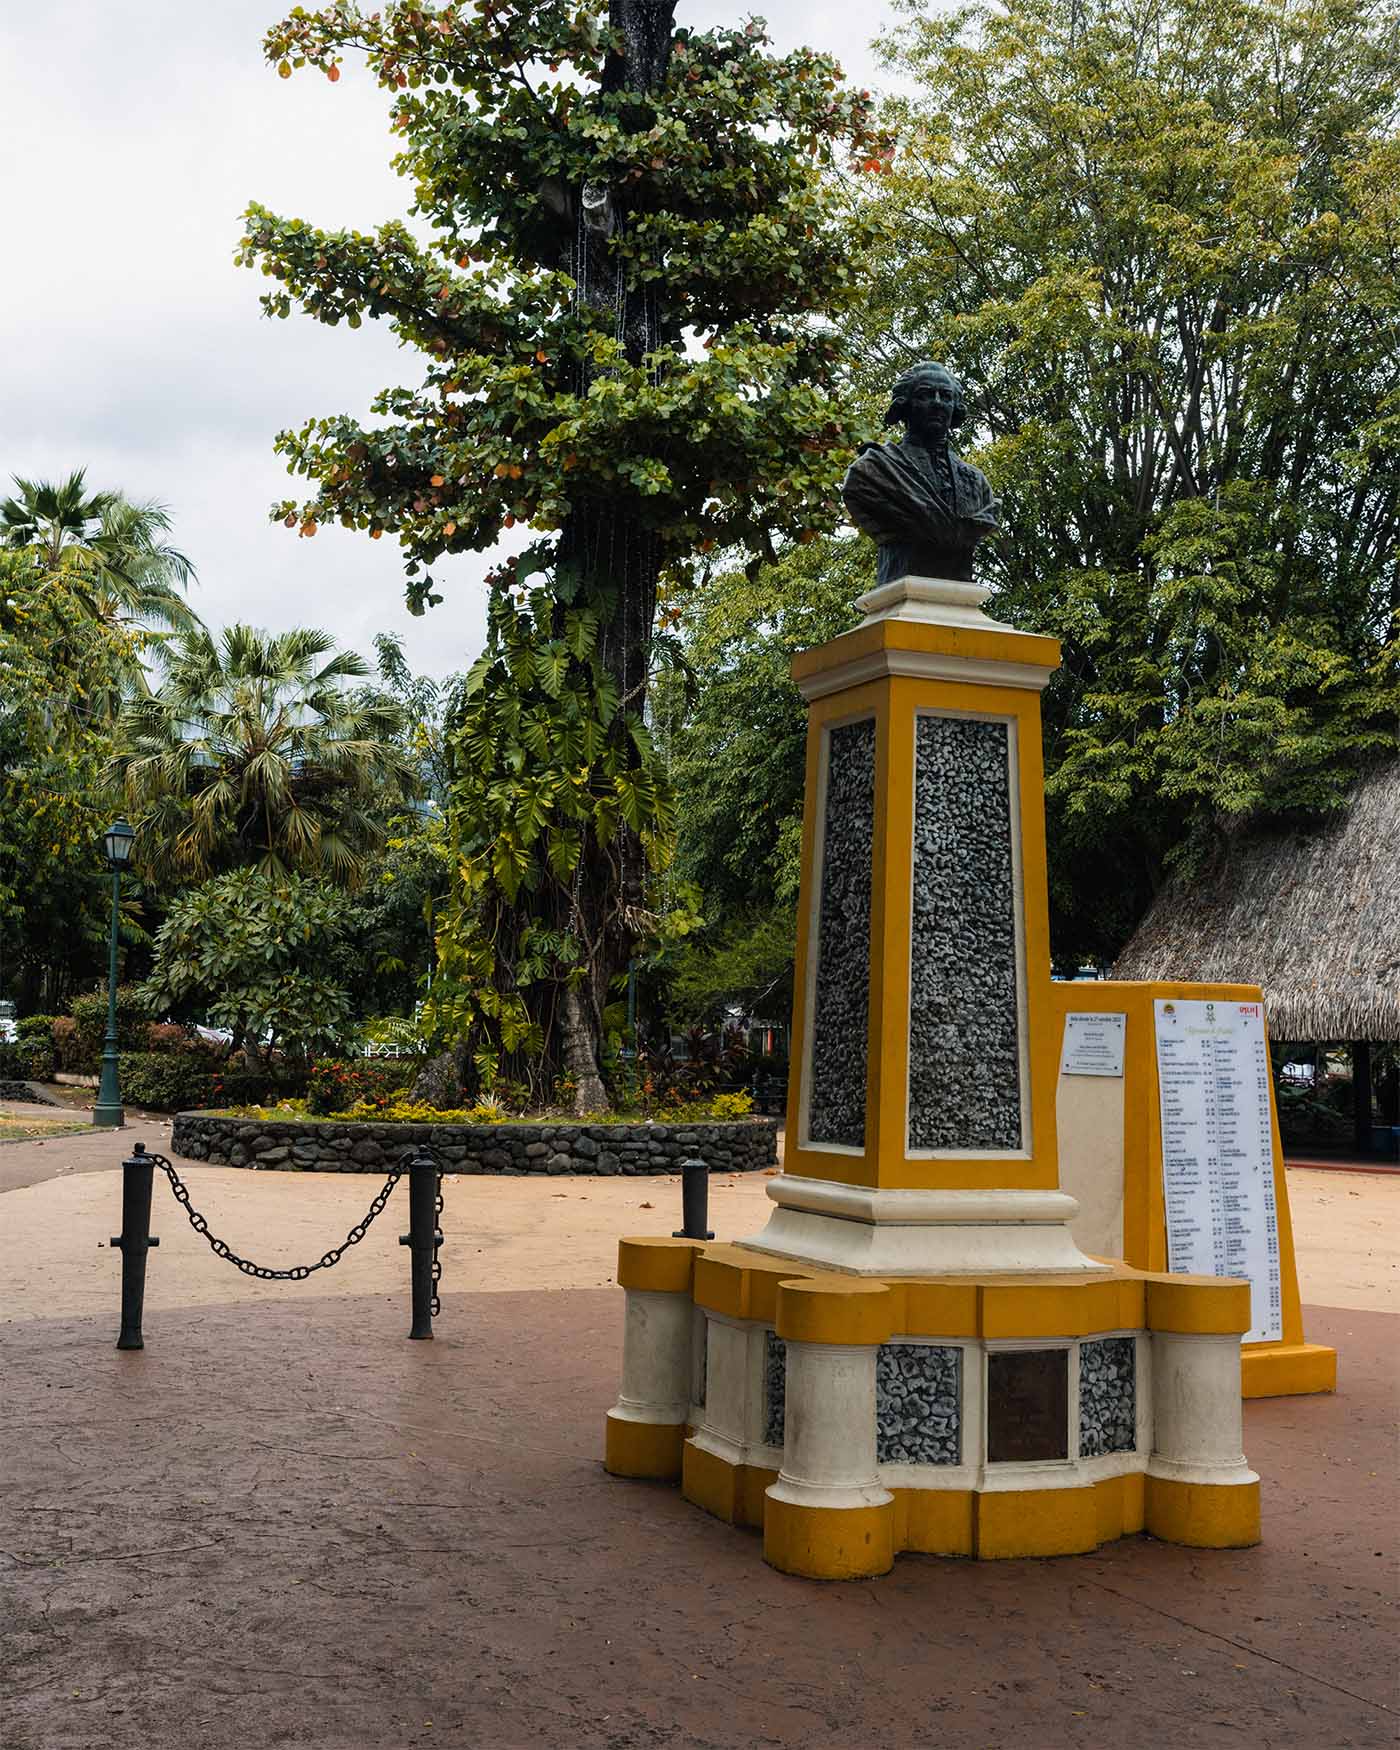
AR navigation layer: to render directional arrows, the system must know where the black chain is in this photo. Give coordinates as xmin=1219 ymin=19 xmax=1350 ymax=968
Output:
xmin=141 ymin=1150 xmax=410 ymax=1282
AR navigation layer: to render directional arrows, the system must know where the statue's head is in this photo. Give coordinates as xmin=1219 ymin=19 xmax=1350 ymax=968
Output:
xmin=884 ymin=361 xmax=966 ymax=437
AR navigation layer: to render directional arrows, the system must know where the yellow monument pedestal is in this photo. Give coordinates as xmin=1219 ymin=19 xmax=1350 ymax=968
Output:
xmin=605 ymin=577 xmax=1262 ymax=1576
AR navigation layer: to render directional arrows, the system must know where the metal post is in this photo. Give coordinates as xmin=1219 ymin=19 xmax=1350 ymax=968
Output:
xmin=92 ymin=867 xmax=124 ymax=1128
xmin=109 ymin=1142 xmax=159 ymax=1349
xmin=399 ymin=1148 xmax=440 ymax=1339
xmin=673 ymin=1156 xmax=714 ymax=1240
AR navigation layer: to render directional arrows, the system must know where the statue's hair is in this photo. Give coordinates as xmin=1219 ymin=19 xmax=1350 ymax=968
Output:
xmin=884 ymin=361 xmax=966 ymax=430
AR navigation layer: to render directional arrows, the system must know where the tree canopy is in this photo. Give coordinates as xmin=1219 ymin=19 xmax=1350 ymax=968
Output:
xmin=661 ymin=537 xmax=863 ymax=1025
xmin=141 ymin=868 xmax=359 ymax=1067
xmin=847 ymin=0 xmax=1400 ymax=957
xmin=0 ymin=551 xmax=132 ymax=1007
xmin=238 ymin=2 xmax=882 ymax=593
xmin=238 ymin=0 xmax=888 ymax=1104
xmin=111 ymin=624 xmax=417 ymax=890
xmin=1 ymin=471 xmax=199 ymax=679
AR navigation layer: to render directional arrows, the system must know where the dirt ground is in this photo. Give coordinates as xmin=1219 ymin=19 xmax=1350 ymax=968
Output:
xmin=0 ymin=1127 xmax=1393 ymax=1314
xmin=1 ymin=1132 xmax=1396 ymax=1749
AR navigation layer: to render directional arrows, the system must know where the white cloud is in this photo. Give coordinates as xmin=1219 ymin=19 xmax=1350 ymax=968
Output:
xmin=1 ymin=0 xmax=898 ymax=680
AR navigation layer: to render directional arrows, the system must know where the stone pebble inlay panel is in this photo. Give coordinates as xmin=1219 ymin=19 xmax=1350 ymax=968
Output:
xmin=763 ymin=1330 xmax=787 ymax=1449
xmin=1078 ymin=1336 xmax=1137 ymax=1457
xmin=908 ymin=714 xmax=1022 ymax=1151
xmin=806 ymin=718 xmax=876 ymax=1148
xmin=876 ymin=1342 xmax=962 ymax=1465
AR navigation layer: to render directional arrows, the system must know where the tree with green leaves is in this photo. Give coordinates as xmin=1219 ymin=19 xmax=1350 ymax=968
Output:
xmin=111 ymin=624 xmax=416 ymax=890
xmin=237 ymin=0 xmax=885 ymax=1105
xmin=849 ymin=0 xmax=1400 ymax=961
xmin=661 ymin=537 xmax=861 ymax=1022
xmin=141 ymin=869 xmax=358 ymax=1069
xmin=0 ymin=551 xmax=134 ymax=1008
xmin=1 ymin=471 xmax=200 ymax=699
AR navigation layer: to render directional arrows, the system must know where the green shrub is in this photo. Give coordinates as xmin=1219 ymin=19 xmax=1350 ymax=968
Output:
xmin=118 ymin=1052 xmax=214 ymax=1112
xmin=306 ymin=1057 xmax=415 ymax=1115
xmin=145 ymin=1021 xmax=203 ymax=1056
xmin=140 ymin=872 xmax=356 ymax=1067
xmin=0 ymin=1039 xmax=55 ymax=1081
xmin=207 ymin=1067 xmax=304 ymax=1109
xmin=52 ymin=1017 xmax=84 ymax=1073
xmin=16 ymin=1013 xmax=58 ymax=1043
xmin=68 ymin=986 xmax=150 ymax=1071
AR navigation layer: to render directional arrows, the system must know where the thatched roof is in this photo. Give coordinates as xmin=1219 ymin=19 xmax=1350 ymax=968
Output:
xmin=1112 ymin=761 xmax=1400 ymax=1041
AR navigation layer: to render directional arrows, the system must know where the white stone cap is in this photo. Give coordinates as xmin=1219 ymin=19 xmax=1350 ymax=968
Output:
xmin=796 ymin=573 xmax=1058 ymax=700
xmin=854 ymin=574 xmax=1015 ymax=633
xmin=767 ymin=1174 xmax=1081 ymax=1227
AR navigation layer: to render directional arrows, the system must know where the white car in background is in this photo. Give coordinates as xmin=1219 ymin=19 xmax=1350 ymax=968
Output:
xmin=0 ymin=1000 xmax=16 ymax=1043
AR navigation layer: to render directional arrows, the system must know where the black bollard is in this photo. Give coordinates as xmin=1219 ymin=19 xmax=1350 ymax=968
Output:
xmin=673 ymin=1156 xmax=715 ymax=1240
xmin=109 ymin=1142 xmax=160 ymax=1350
xmin=399 ymin=1148 xmax=441 ymax=1339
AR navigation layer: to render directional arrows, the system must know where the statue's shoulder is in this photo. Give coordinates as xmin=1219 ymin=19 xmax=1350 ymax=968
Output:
xmin=952 ymin=451 xmax=992 ymax=491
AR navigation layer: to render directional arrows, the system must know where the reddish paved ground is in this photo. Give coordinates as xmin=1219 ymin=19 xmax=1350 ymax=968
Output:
xmin=1 ymin=1297 xmax=1394 ymax=1749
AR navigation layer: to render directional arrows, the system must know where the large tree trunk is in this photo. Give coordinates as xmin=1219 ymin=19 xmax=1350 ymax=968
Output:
xmin=560 ymin=984 xmax=609 ymax=1113
xmin=544 ymin=0 xmax=677 ymax=1112
xmin=410 ymin=1043 xmax=470 ymax=1109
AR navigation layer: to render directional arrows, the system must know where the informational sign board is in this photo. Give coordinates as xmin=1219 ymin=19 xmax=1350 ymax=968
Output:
xmin=1059 ymin=1011 xmax=1127 ymax=1078
xmin=1153 ymin=998 xmax=1283 ymax=1343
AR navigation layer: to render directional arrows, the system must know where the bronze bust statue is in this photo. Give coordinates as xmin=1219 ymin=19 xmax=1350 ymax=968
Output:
xmin=842 ymin=362 xmax=1000 ymax=584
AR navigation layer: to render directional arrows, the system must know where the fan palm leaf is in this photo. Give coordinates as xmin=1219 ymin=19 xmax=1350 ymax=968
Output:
xmin=111 ymin=622 xmax=417 ymax=889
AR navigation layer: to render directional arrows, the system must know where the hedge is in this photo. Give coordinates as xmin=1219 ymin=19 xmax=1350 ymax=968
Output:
xmin=0 ymin=1041 xmax=53 ymax=1082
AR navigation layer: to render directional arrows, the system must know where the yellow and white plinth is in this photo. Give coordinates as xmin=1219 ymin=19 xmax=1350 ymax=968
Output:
xmin=605 ymin=576 xmax=1262 ymax=1576
xmin=605 ymin=1241 xmax=1261 ymax=1577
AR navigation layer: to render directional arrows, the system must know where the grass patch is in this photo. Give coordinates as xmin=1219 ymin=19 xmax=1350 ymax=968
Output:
xmin=0 ymin=1113 xmax=94 ymax=1142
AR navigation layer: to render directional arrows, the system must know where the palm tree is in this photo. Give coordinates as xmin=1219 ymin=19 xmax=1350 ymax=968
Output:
xmin=1 ymin=470 xmax=200 ymax=646
xmin=110 ymin=624 xmax=417 ymax=890
xmin=0 ymin=470 xmax=114 ymax=568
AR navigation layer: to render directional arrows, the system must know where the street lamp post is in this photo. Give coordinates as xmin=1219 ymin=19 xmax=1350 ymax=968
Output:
xmin=92 ymin=818 xmax=135 ymax=1129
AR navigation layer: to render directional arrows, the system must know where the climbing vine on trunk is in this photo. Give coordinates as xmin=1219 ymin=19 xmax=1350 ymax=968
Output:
xmin=238 ymin=0 xmax=886 ymax=1106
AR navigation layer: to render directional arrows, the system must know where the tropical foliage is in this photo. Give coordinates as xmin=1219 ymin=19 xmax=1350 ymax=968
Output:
xmin=417 ymin=560 xmax=684 ymax=1101
xmin=111 ymin=624 xmax=417 ymax=889
xmin=1 ymin=470 xmax=199 ymax=703
xmin=236 ymin=0 xmax=886 ymax=1105
xmin=662 ymin=537 xmax=862 ymax=1023
xmin=845 ymin=0 xmax=1400 ymax=959
xmin=141 ymin=868 xmax=359 ymax=1068
xmin=0 ymin=551 xmax=134 ymax=1008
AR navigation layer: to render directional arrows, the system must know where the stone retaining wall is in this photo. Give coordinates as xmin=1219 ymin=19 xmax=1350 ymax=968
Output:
xmin=171 ymin=1111 xmax=779 ymax=1176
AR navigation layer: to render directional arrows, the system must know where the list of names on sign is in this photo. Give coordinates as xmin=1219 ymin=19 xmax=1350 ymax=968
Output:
xmin=1154 ymin=998 xmax=1283 ymax=1343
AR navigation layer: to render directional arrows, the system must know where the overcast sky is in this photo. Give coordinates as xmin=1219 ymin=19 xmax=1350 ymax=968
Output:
xmin=2 ymin=2 xmax=898 ymax=682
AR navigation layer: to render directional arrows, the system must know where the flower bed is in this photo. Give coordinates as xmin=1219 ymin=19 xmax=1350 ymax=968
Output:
xmin=171 ymin=1110 xmax=780 ymax=1175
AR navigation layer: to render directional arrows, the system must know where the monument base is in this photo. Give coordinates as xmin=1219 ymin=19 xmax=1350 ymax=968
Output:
xmin=739 ymin=1174 xmax=1102 ymax=1275
xmin=1241 ymin=1341 xmax=1337 ymax=1399
xmin=605 ymin=1237 xmax=1262 ymax=1579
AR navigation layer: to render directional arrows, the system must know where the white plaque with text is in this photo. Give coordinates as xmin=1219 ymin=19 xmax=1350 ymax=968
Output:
xmin=1154 ymin=998 xmax=1283 ymax=1343
xmin=1060 ymin=1012 xmax=1127 ymax=1077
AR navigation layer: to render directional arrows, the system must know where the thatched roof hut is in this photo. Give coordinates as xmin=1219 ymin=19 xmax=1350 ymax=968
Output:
xmin=1112 ymin=761 xmax=1400 ymax=1041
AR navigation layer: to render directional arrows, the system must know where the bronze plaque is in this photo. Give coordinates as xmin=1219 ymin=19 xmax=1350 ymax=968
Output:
xmin=986 ymin=1349 xmax=1069 ymax=1463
